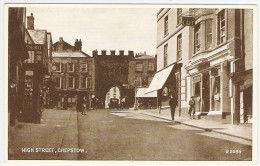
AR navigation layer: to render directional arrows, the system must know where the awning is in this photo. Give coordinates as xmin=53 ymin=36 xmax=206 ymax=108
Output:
xmin=136 ymin=88 xmax=157 ymax=98
xmin=145 ymin=64 xmax=175 ymax=94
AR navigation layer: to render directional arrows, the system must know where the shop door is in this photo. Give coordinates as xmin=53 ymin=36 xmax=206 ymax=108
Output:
xmin=202 ymin=73 xmax=210 ymax=112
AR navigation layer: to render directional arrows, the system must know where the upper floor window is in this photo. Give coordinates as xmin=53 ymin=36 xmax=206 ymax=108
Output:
xmin=55 ymin=63 xmax=61 ymax=72
xmin=136 ymin=76 xmax=142 ymax=87
xmin=164 ymin=15 xmax=168 ymax=36
xmin=81 ymin=77 xmax=87 ymax=88
xmin=55 ymin=77 xmax=61 ymax=88
xmin=218 ymin=10 xmax=226 ymax=44
xmin=177 ymin=34 xmax=182 ymax=60
xmin=68 ymin=77 xmax=74 ymax=88
xmin=67 ymin=63 xmax=74 ymax=72
xmin=148 ymin=62 xmax=155 ymax=71
xmin=177 ymin=8 xmax=182 ymax=25
xmin=136 ymin=62 xmax=143 ymax=72
xmin=81 ymin=63 xmax=88 ymax=72
xmin=194 ymin=24 xmax=201 ymax=53
xmin=148 ymin=77 xmax=153 ymax=85
xmin=164 ymin=44 xmax=168 ymax=67
xmin=205 ymin=19 xmax=213 ymax=49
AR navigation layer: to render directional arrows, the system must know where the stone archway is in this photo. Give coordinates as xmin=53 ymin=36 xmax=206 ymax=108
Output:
xmin=93 ymin=50 xmax=134 ymax=108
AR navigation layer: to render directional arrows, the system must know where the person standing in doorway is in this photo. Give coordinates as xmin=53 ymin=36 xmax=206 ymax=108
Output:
xmin=188 ymin=96 xmax=196 ymax=119
xmin=169 ymin=94 xmax=178 ymax=120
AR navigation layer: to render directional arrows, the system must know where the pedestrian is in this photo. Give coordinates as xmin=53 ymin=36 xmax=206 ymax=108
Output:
xmin=169 ymin=94 xmax=178 ymax=120
xmin=81 ymin=96 xmax=87 ymax=115
xmin=188 ymin=96 xmax=196 ymax=119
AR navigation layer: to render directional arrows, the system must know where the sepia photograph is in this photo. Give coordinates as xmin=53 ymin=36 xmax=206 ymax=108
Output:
xmin=4 ymin=3 xmax=257 ymax=164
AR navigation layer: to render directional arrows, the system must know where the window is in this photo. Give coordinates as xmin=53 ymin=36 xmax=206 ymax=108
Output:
xmin=87 ymin=77 xmax=92 ymax=89
xmin=148 ymin=63 xmax=155 ymax=71
xmin=148 ymin=77 xmax=153 ymax=85
xmin=164 ymin=44 xmax=168 ymax=67
xmin=81 ymin=77 xmax=87 ymax=88
xmin=67 ymin=63 xmax=74 ymax=72
xmin=205 ymin=20 xmax=213 ymax=49
xmin=136 ymin=63 xmax=143 ymax=71
xmin=194 ymin=24 xmax=201 ymax=53
xmin=218 ymin=10 xmax=226 ymax=44
xmin=177 ymin=8 xmax=182 ymax=25
xmin=68 ymin=77 xmax=74 ymax=88
xmin=164 ymin=15 xmax=168 ymax=35
xmin=55 ymin=63 xmax=61 ymax=72
xmin=136 ymin=77 xmax=142 ymax=87
xmin=177 ymin=34 xmax=182 ymax=60
xmin=81 ymin=63 xmax=87 ymax=72
xmin=194 ymin=82 xmax=200 ymax=97
xmin=55 ymin=77 xmax=61 ymax=88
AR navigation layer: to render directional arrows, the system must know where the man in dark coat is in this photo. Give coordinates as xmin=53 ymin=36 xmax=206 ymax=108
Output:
xmin=169 ymin=94 xmax=178 ymax=120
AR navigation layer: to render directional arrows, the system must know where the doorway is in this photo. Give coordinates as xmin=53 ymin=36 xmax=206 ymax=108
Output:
xmin=202 ymin=72 xmax=210 ymax=112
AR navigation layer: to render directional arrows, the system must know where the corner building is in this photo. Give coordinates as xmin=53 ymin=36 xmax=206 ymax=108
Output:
xmin=149 ymin=8 xmax=253 ymax=124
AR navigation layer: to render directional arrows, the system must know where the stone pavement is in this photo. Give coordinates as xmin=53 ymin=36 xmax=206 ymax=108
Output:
xmin=135 ymin=109 xmax=252 ymax=142
xmin=8 ymin=108 xmax=79 ymax=160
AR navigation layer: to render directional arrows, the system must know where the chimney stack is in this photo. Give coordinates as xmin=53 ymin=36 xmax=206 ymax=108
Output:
xmin=27 ymin=13 xmax=34 ymax=30
xmin=110 ymin=50 xmax=115 ymax=55
xmin=101 ymin=50 xmax=106 ymax=55
xmin=74 ymin=38 xmax=82 ymax=51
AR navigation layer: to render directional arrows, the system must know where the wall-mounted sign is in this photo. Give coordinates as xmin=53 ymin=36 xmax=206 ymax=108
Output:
xmin=26 ymin=44 xmax=43 ymax=51
xmin=182 ymin=16 xmax=195 ymax=26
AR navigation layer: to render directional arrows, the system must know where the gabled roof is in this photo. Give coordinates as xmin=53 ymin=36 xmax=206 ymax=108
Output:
xmin=135 ymin=54 xmax=155 ymax=60
xmin=27 ymin=29 xmax=47 ymax=44
xmin=52 ymin=51 xmax=90 ymax=58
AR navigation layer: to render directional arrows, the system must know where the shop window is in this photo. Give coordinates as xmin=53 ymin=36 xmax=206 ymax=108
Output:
xmin=205 ymin=19 xmax=213 ymax=49
xmin=164 ymin=15 xmax=168 ymax=36
xmin=214 ymin=76 xmax=220 ymax=93
xmin=194 ymin=82 xmax=200 ymax=97
xmin=194 ymin=23 xmax=201 ymax=53
xmin=218 ymin=10 xmax=226 ymax=44
xmin=164 ymin=44 xmax=168 ymax=67
xmin=177 ymin=34 xmax=182 ymax=60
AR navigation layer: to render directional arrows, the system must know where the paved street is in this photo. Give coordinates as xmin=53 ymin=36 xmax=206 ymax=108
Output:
xmin=78 ymin=109 xmax=252 ymax=160
xmin=8 ymin=108 xmax=252 ymax=161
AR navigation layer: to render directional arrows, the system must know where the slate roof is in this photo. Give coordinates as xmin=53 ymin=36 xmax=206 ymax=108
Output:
xmin=27 ymin=29 xmax=47 ymax=44
xmin=135 ymin=55 xmax=155 ymax=60
xmin=52 ymin=51 xmax=90 ymax=58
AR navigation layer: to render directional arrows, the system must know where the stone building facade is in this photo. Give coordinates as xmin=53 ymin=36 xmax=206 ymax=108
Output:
xmin=148 ymin=8 xmax=253 ymax=124
xmin=51 ymin=37 xmax=95 ymax=108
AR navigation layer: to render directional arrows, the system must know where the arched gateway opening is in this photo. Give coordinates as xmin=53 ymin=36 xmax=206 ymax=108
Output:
xmin=93 ymin=50 xmax=134 ymax=109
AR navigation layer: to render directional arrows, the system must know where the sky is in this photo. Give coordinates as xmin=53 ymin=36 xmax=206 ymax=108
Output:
xmin=26 ymin=7 xmax=159 ymax=56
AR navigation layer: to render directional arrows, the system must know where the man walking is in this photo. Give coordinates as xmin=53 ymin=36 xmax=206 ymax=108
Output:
xmin=188 ymin=96 xmax=196 ymax=119
xmin=169 ymin=94 xmax=178 ymax=120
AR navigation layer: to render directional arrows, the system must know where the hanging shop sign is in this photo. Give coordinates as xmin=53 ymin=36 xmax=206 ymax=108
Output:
xmin=26 ymin=44 xmax=43 ymax=51
xmin=182 ymin=16 xmax=195 ymax=26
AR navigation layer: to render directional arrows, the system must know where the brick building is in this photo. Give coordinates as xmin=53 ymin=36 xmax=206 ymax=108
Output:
xmin=128 ymin=52 xmax=157 ymax=108
xmin=51 ymin=37 xmax=95 ymax=108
